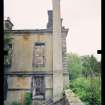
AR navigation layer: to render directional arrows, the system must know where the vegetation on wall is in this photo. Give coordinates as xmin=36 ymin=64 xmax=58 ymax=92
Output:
xmin=4 ymin=33 xmax=13 ymax=65
xmin=11 ymin=92 xmax=32 ymax=105
xmin=67 ymin=53 xmax=101 ymax=105
xmin=23 ymin=92 xmax=32 ymax=105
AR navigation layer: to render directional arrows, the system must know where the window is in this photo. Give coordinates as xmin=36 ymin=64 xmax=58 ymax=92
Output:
xmin=33 ymin=42 xmax=45 ymax=67
xmin=32 ymin=76 xmax=45 ymax=100
xmin=4 ymin=44 xmax=12 ymax=66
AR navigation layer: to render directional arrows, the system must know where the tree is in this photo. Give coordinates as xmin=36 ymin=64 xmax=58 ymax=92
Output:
xmin=68 ymin=53 xmax=101 ymax=105
xmin=67 ymin=53 xmax=82 ymax=80
xmin=81 ymin=55 xmax=101 ymax=78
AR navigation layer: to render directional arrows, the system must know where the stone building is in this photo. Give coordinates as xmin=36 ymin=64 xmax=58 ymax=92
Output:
xmin=4 ymin=0 xmax=69 ymax=104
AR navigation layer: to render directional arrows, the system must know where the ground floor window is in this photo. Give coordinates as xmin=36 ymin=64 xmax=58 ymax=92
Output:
xmin=32 ymin=76 xmax=45 ymax=100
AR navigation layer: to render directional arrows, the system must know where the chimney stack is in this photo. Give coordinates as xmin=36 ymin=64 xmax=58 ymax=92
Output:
xmin=47 ymin=10 xmax=63 ymax=30
xmin=52 ymin=0 xmax=63 ymax=102
xmin=47 ymin=10 xmax=53 ymax=29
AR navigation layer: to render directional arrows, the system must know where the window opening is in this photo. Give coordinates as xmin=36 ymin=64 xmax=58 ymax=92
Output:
xmin=32 ymin=76 xmax=45 ymax=100
xmin=32 ymin=42 xmax=45 ymax=67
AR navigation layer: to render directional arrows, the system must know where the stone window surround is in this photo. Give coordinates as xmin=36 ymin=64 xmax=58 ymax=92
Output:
xmin=32 ymin=75 xmax=45 ymax=100
xmin=32 ymin=42 xmax=46 ymax=67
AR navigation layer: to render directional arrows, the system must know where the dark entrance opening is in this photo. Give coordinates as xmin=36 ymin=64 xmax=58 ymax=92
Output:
xmin=32 ymin=76 xmax=45 ymax=100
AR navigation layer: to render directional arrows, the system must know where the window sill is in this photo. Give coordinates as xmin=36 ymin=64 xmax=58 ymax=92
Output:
xmin=32 ymin=95 xmax=44 ymax=100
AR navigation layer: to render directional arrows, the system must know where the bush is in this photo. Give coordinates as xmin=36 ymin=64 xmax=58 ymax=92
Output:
xmin=24 ymin=92 xmax=32 ymax=105
xmin=67 ymin=53 xmax=82 ymax=80
xmin=70 ymin=77 xmax=101 ymax=105
xmin=11 ymin=101 xmax=21 ymax=105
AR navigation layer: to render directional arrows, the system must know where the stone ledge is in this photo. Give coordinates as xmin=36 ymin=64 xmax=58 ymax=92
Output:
xmin=64 ymin=89 xmax=84 ymax=105
xmin=4 ymin=71 xmax=53 ymax=76
xmin=4 ymin=28 xmax=68 ymax=34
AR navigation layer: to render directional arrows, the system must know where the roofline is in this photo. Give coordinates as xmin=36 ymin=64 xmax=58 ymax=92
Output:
xmin=4 ymin=28 xmax=69 ymax=35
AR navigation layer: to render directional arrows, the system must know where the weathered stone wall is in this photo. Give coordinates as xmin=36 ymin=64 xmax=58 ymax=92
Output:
xmin=6 ymin=90 xmax=30 ymax=105
xmin=45 ymin=76 xmax=53 ymax=99
xmin=5 ymin=29 xmax=69 ymax=104
xmin=12 ymin=33 xmax=53 ymax=72
xmin=5 ymin=32 xmax=54 ymax=104
xmin=8 ymin=76 xmax=31 ymax=89
xmin=62 ymin=32 xmax=69 ymax=89
xmin=11 ymin=35 xmax=33 ymax=72
xmin=64 ymin=89 xmax=85 ymax=105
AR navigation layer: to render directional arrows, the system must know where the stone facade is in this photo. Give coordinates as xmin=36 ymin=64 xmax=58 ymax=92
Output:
xmin=4 ymin=9 xmax=69 ymax=105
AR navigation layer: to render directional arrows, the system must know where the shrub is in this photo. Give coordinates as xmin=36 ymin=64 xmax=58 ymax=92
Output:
xmin=70 ymin=77 xmax=101 ymax=105
xmin=24 ymin=92 xmax=32 ymax=105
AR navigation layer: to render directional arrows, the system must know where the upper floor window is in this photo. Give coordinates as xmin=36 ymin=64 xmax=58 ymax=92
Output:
xmin=32 ymin=42 xmax=45 ymax=67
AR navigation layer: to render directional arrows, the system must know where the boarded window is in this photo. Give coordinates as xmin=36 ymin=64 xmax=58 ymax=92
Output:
xmin=33 ymin=42 xmax=45 ymax=67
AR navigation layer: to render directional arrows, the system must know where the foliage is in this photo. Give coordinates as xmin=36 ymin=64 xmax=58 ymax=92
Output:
xmin=68 ymin=53 xmax=101 ymax=105
xmin=11 ymin=101 xmax=21 ymax=105
xmin=67 ymin=53 xmax=101 ymax=79
xmin=70 ymin=77 xmax=101 ymax=105
xmin=67 ymin=53 xmax=82 ymax=80
xmin=24 ymin=92 xmax=32 ymax=105
xmin=4 ymin=33 xmax=13 ymax=65
xmin=81 ymin=55 xmax=101 ymax=77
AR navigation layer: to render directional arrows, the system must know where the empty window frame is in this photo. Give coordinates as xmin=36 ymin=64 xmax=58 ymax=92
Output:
xmin=32 ymin=76 xmax=45 ymax=100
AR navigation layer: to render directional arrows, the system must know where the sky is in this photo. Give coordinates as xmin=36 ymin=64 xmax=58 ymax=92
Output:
xmin=4 ymin=0 xmax=101 ymax=61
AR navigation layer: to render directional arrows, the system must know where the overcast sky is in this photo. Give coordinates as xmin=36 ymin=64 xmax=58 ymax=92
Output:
xmin=4 ymin=0 xmax=101 ymax=61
